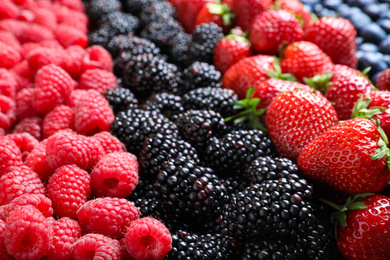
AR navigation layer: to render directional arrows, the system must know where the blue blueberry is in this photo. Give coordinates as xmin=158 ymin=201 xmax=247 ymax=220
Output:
xmin=377 ymin=18 xmax=390 ymax=33
xmin=379 ymin=36 xmax=390 ymax=54
xmin=356 ymin=36 xmax=364 ymax=45
xmin=371 ymin=72 xmax=381 ymax=85
xmin=316 ymin=7 xmax=338 ymax=17
xmin=363 ymin=4 xmax=381 ymax=20
xmin=360 ymin=23 xmax=387 ymax=43
xmin=358 ymin=52 xmax=388 ymax=76
xmin=322 ymin=0 xmax=344 ymax=11
xmin=382 ymin=54 xmax=390 ymax=66
xmin=359 ymin=42 xmax=379 ymax=52
xmin=346 ymin=11 xmax=373 ymax=32
xmin=347 ymin=0 xmax=376 ymax=8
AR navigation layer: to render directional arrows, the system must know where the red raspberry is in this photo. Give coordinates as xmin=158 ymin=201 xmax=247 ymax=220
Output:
xmin=82 ymin=45 xmax=113 ymax=73
xmin=46 ymin=217 xmax=82 ymax=260
xmin=56 ymin=6 xmax=88 ymax=33
xmin=22 ymin=41 xmax=63 ymax=59
xmin=25 ymin=139 xmax=54 ymax=181
xmin=31 ymin=7 xmax=58 ymax=31
xmin=12 ymin=116 xmax=43 ymax=141
xmin=47 ymin=164 xmax=91 ymax=219
xmin=74 ymin=89 xmax=115 ymax=135
xmin=0 ymin=0 xmax=19 ymax=19
xmin=0 ymin=19 xmax=54 ymax=44
xmin=3 ymin=205 xmax=51 ymax=259
xmin=62 ymin=45 xmax=86 ymax=79
xmin=0 ymin=219 xmax=13 ymax=259
xmin=0 ymin=42 xmax=21 ymax=69
xmin=55 ymin=24 xmax=88 ymax=48
xmin=32 ymin=64 xmax=75 ymax=114
xmin=91 ymin=152 xmax=138 ymax=198
xmin=65 ymin=89 xmax=85 ymax=109
xmin=92 ymin=131 xmax=127 ymax=154
xmin=0 ymin=137 xmax=22 ymax=177
xmin=15 ymin=88 xmax=41 ymax=120
xmin=76 ymin=197 xmax=140 ymax=239
xmin=5 ymin=132 xmax=39 ymax=161
xmin=26 ymin=47 xmax=67 ymax=75
xmin=53 ymin=0 xmax=85 ymax=13
xmin=0 ymin=194 xmax=53 ymax=221
xmin=11 ymin=61 xmax=33 ymax=82
xmin=0 ymin=31 xmax=21 ymax=52
xmin=125 ymin=217 xmax=172 ymax=260
xmin=46 ymin=131 xmax=105 ymax=170
xmin=79 ymin=69 xmax=118 ymax=94
xmin=120 ymin=237 xmax=136 ymax=260
xmin=0 ymin=165 xmax=46 ymax=205
xmin=0 ymin=95 xmax=16 ymax=131
xmin=43 ymin=105 xmax=75 ymax=139
xmin=72 ymin=233 xmax=122 ymax=260
xmin=17 ymin=9 xmax=34 ymax=22
xmin=0 ymin=68 xmax=17 ymax=100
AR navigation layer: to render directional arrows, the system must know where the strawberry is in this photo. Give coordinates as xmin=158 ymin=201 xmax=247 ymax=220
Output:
xmin=325 ymin=75 xmax=372 ymax=120
xmin=280 ymin=41 xmax=334 ymax=82
xmin=178 ymin=0 xmax=214 ymax=33
xmin=250 ymin=10 xmax=303 ymax=55
xmin=266 ymin=89 xmax=338 ymax=161
xmin=304 ymin=17 xmax=357 ymax=68
xmin=231 ymin=0 xmax=272 ymax=31
xmin=376 ymin=68 xmax=390 ymax=91
xmin=297 ymin=118 xmax=390 ymax=194
xmin=213 ymin=33 xmax=253 ymax=74
xmin=275 ymin=0 xmax=313 ymax=31
xmin=195 ymin=1 xmax=235 ymax=34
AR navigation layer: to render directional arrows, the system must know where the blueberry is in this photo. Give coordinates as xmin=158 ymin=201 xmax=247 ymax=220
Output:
xmin=346 ymin=11 xmax=373 ymax=32
xmin=300 ymin=0 xmax=320 ymax=4
xmin=379 ymin=36 xmax=390 ymax=54
xmin=378 ymin=19 xmax=390 ymax=33
xmin=363 ymin=4 xmax=381 ymax=20
xmin=322 ymin=0 xmax=343 ymax=10
xmin=371 ymin=71 xmax=381 ymax=85
xmin=379 ymin=9 xmax=390 ymax=19
xmin=358 ymin=52 xmax=388 ymax=76
xmin=303 ymin=4 xmax=313 ymax=12
xmin=382 ymin=54 xmax=390 ymax=66
xmin=356 ymin=36 xmax=364 ymax=45
xmin=360 ymin=23 xmax=387 ymax=43
xmin=356 ymin=50 xmax=365 ymax=60
xmin=316 ymin=8 xmax=338 ymax=17
xmin=359 ymin=42 xmax=379 ymax=52
xmin=347 ymin=0 xmax=376 ymax=8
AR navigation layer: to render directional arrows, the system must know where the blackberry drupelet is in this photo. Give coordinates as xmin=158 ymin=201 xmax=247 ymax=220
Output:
xmin=110 ymin=108 xmax=180 ymax=154
xmin=182 ymin=87 xmax=238 ymax=118
xmin=127 ymin=178 xmax=155 ymax=201
xmin=167 ymin=230 xmax=239 ymax=260
xmin=138 ymin=1 xmax=177 ymax=26
xmin=122 ymin=0 xmax=157 ymax=17
xmin=139 ymin=132 xmax=198 ymax=180
xmin=168 ymin=32 xmax=192 ymax=66
xmin=87 ymin=0 xmax=122 ymax=26
xmin=185 ymin=23 xmax=224 ymax=66
xmin=98 ymin=12 xmax=140 ymax=36
xmin=175 ymin=110 xmax=228 ymax=152
xmin=180 ymin=62 xmax=222 ymax=95
xmin=142 ymin=92 xmax=185 ymax=121
xmin=88 ymin=26 xmax=117 ymax=48
xmin=122 ymin=53 xmax=182 ymax=99
xmin=103 ymin=87 xmax=139 ymax=114
xmin=204 ymin=130 xmax=278 ymax=176
xmin=107 ymin=34 xmax=161 ymax=59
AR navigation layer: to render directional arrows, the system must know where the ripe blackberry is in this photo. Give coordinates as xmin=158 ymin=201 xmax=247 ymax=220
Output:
xmin=127 ymin=178 xmax=155 ymax=201
xmin=98 ymin=12 xmax=140 ymax=36
xmin=142 ymin=92 xmax=185 ymax=121
xmin=175 ymin=110 xmax=228 ymax=152
xmin=138 ymin=1 xmax=177 ymax=26
xmin=180 ymin=62 xmax=221 ymax=95
xmin=110 ymin=108 xmax=180 ymax=154
xmin=88 ymin=26 xmax=115 ymax=49
xmin=87 ymin=0 xmax=122 ymax=25
xmin=185 ymin=23 xmax=224 ymax=66
xmin=107 ymin=34 xmax=161 ymax=59
xmin=139 ymin=132 xmax=198 ymax=179
xmin=204 ymin=130 xmax=278 ymax=176
xmin=122 ymin=54 xmax=182 ymax=99
xmin=103 ymin=87 xmax=139 ymax=114
xmin=122 ymin=0 xmax=156 ymax=16
xmin=182 ymin=87 xmax=238 ymax=118
xmin=167 ymin=230 xmax=239 ymax=260
xmin=168 ymin=32 xmax=192 ymax=66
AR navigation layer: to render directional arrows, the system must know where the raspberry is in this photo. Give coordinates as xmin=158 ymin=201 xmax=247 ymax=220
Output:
xmin=0 ymin=31 xmax=21 ymax=51
xmin=0 ymin=137 xmax=22 ymax=177
xmin=125 ymin=217 xmax=172 ymax=260
xmin=22 ymin=42 xmax=62 ymax=60
xmin=32 ymin=64 xmax=75 ymax=114
xmin=47 ymin=165 xmax=91 ymax=219
xmin=56 ymin=6 xmax=88 ymax=33
xmin=25 ymin=139 xmax=54 ymax=181
xmin=46 ymin=131 xmax=105 ymax=170
xmin=12 ymin=116 xmax=43 ymax=141
xmin=5 ymin=132 xmax=39 ymax=161
xmin=11 ymin=61 xmax=33 ymax=82
xmin=91 ymin=152 xmax=138 ymax=198
xmin=17 ymin=9 xmax=34 ymax=22
xmin=74 ymin=89 xmax=115 ymax=135
xmin=0 ymin=0 xmax=19 ymax=20
xmin=91 ymin=131 xmax=127 ymax=154
xmin=65 ymin=89 xmax=85 ymax=109
xmin=79 ymin=69 xmax=118 ymax=94
xmin=0 ymin=165 xmax=46 ymax=206
xmin=76 ymin=197 xmax=140 ymax=239
xmin=31 ymin=7 xmax=58 ymax=31
xmin=26 ymin=47 xmax=67 ymax=75
xmin=0 ymin=219 xmax=12 ymax=259
xmin=15 ymin=88 xmax=40 ymax=120
xmin=43 ymin=105 xmax=75 ymax=139
xmin=62 ymin=45 xmax=86 ymax=79
xmin=46 ymin=217 xmax=82 ymax=260
xmin=3 ymin=205 xmax=51 ymax=259
xmin=72 ymin=233 xmax=122 ymax=260
xmin=0 ymin=19 xmax=54 ymax=44
xmin=0 ymin=69 xmax=17 ymax=100
xmin=53 ymin=0 xmax=85 ymax=13
xmin=0 ymin=42 xmax=21 ymax=69
xmin=0 ymin=95 xmax=16 ymax=131
xmin=82 ymin=45 xmax=113 ymax=72
xmin=0 ymin=194 xmax=53 ymax=221
xmin=55 ymin=24 xmax=88 ymax=48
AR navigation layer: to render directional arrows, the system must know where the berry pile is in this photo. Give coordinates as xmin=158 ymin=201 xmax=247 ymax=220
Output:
xmin=2 ymin=0 xmax=390 ymax=259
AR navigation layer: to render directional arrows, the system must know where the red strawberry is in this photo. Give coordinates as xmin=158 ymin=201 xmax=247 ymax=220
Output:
xmin=304 ymin=17 xmax=357 ymax=68
xmin=266 ymin=89 xmax=338 ymax=161
xmin=376 ymin=68 xmax=390 ymax=91
xmin=213 ymin=33 xmax=253 ymax=74
xmin=195 ymin=1 xmax=235 ymax=34
xmin=280 ymin=41 xmax=334 ymax=82
xmin=231 ymin=0 xmax=272 ymax=31
xmin=297 ymin=118 xmax=390 ymax=194
xmin=178 ymin=0 xmax=214 ymax=33
xmin=250 ymin=10 xmax=303 ymax=55
xmin=275 ymin=0 xmax=313 ymax=31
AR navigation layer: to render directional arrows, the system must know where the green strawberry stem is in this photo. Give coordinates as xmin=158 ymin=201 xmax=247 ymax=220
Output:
xmin=351 ymin=94 xmax=385 ymax=120
xmin=206 ymin=2 xmax=235 ymax=26
xmin=224 ymin=87 xmax=267 ymax=131
xmin=223 ymin=32 xmax=251 ymax=45
xmin=303 ymin=72 xmax=334 ymax=94
xmin=266 ymin=57 xmax=297 ymax=82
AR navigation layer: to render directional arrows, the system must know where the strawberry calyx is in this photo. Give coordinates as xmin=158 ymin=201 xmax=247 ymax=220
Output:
xmin=206 ymin=1 xmax=235 ymax=26
xmin=303 ymin=72 xmax=334 ymax=94
xmin=351 ymin=94 xmax=385 ymax=120
xmin=267 ymin=57 xmax=297 ymax=82
xmin=223 ymin=32 xmax=251 ymax=45
xmin=224 ymin=86 xmax=267 ymax=131
xmin=371 ymin=119 xmax=390 ymax=169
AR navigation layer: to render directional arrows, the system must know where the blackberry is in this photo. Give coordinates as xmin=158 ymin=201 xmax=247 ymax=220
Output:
xmin=180 ymin=62 xmax=222 ymax=95
xmin=122 ymin=54 xmax=182 ymax=99
xmin=139 ymin=133 xmax=198 ymax=179
xmin=122 ymin=0 xmax=156 ymax=16
xmin=204 ymin=130 xmax=278 ymax=176
xmin=127 ymin=178 xmax=155 ymax=201
xmin=88 ymin=26 xmax=116 ymax=48
xmin=110 ymin=108 xmax=180 ymax=154
xmin=182 ymin=87 xmax=238 ymax=118
xmin=167 ymin=230 xmax=239 ymax=260
xmin=87 ymin=0 xmax=122 ymax=25
xmin=103 ymin=87 xmax=139 ymax=114
xmin=175 ymin=110 xmax=228 ymax=152
xmin=98 ymin=12 xmax=140 ymax=36
xmin=138 ymin=1 xmax=176 ymax=26
xmin=168 ymin=32 xmax=192 ymax=66
xmin=142 ymin=92 xmax=185 ymax=121
xmin=107 ymin=34 xmax=161 ymax=59
xmin=185 ymin=23 xmax=224 ymax=66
